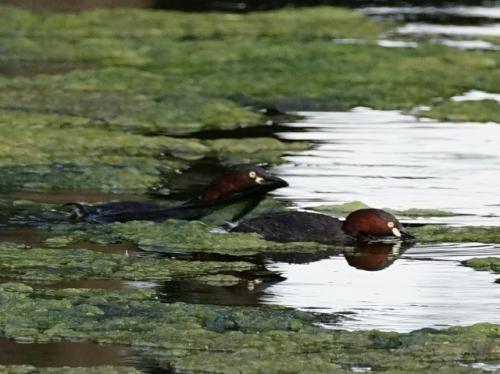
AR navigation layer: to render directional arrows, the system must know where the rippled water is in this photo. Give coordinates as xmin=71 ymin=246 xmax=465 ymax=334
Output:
xmin=271 ymin=109 xmax=500 ymax=226
xmin=362 ymin=6 xmax=500 ymax=20
xmin=257 ymin=110 xmax=500 ymax=332
xmin=361 ymin=5 xmax=500 ymax=49
xmin=397 ymin=23 xmax=500 ymax=37
xmin=264 ymin=243 xmax=500 ymax=332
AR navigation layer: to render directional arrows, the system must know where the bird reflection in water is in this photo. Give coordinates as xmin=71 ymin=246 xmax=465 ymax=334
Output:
xmin=344 ymin=240 xmax=415 ymax=271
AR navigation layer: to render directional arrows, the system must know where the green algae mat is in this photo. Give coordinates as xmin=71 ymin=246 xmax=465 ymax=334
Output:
xmin=0 ymin=282 xmax=499 ymax=373
xmin=0 ymin=5 xmax=499 ymax=192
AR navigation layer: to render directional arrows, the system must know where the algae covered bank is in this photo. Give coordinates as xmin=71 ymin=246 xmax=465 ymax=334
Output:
xmin=1 ymin=3 xmax=500 ymax=373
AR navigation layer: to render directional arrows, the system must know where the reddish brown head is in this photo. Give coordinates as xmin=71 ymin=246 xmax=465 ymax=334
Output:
xmin=342 ymin=208 xmax=414 ymax=240
xmin=195 ymin=165 xmax=288 ymax=205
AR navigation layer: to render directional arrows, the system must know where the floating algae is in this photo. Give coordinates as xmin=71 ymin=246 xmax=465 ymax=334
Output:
xmin=0 ymin=283 xmax=499 ymax=373
xmin=420 ymin=99 xmax=500 ymax=123
xmin=0 ymin=244 xmax=256 ymax=283
xmin=412 ymin=225 xmax=500 ymax=243
xmin=462 ymin=257 xmax=500 ymax=274
xmin=0 ymin=110 xmax=305 ymax=192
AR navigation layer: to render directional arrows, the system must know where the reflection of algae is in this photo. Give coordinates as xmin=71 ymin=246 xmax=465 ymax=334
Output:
xmin=0 ymin=244 xmax=256 ymax=282
xmin=0 ymin=283 xmax=499 ymax=372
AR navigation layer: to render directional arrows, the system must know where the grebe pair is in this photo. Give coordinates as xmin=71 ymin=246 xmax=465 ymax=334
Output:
xmin=68 ymin=165 xmax=414 ymax=243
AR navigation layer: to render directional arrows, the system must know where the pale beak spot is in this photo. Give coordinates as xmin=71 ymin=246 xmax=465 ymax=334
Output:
xmin=392 ymin=227 xmax=402 ymax=237
xmin=255 ymin=177 xmax=264 ymax=184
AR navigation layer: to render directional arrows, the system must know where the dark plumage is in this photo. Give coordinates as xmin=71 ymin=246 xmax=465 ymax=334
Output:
xmin=234 ymin=211 xmax=348 ymax=244
xmin=65 ymin=165 xmax=288 ymax=223
xmin=233 ymin=208 xmax=414 ymax=244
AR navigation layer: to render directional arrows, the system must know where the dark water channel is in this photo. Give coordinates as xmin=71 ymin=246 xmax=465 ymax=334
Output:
xmin=0 ymin=338 xmax=166 ymax=373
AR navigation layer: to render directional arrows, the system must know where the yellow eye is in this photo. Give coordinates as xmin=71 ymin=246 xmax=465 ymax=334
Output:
xmin=387 ymin=222 xmax=395 ymax=228
xmin=248 ymin=171 xmax=257 ymax=179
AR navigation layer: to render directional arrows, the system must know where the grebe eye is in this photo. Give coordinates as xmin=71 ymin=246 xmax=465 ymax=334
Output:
xmin=387 ymin=222 xmax=395 ymax=228
xmin=248 ymin=171 xmax=257 ymax=179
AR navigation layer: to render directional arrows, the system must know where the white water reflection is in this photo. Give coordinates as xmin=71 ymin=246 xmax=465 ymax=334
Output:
xmin=439 ymin=39 xmax=499 ymax=51
xmin=397 ymin=23 xmax=500 ymax=37
xmin=333 ymin=37 xmax=499 ymax=51
xmin=271 ymin=108 xmax=500 ymax=225
xmin=264 ymin=243 xmax=500 ymax=332
xmin=452 ymin=89 xmax=500 ymax=103
xmin=376 ymin=39 xmax=418 ymax=48
xmin=362 ymin=6 xmax=500 ymax=20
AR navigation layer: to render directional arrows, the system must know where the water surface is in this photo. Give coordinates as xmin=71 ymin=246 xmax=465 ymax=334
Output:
xmin=259 ymin=110 xmax=500 ymax=332
xmin=264 ymin=243 xmax=500 ymax=332
xmin=0 ymin=339 xmax=129 ymax=367
xmin=271 ymin=109 xmax=500 ymax=226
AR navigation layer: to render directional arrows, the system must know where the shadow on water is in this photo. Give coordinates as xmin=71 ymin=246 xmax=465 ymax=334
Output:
xmin=0 ymin=227 xmax=49 ymax=247
xmin=0 ymin=225 xmax=141 ymax=256
xmin=7 ymin=190 xmax=153 ymax=205
xmin=0 ymin=338 xmax=169 ymax=373
xmin=158 ymin=278 xmax=271 ymax=307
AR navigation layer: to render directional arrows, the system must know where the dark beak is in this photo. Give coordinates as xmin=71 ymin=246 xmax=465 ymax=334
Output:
xmin=261 ymin=175 xmax=289 ymax=189
xmin=400 ymin=226 xmax=416 ymax=240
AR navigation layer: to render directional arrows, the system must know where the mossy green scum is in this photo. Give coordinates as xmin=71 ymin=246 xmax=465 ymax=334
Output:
xmin=0 ymin=283 xmax=499 ymax=373
xmin=0 ymin=5 xmax=499 ymax=192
